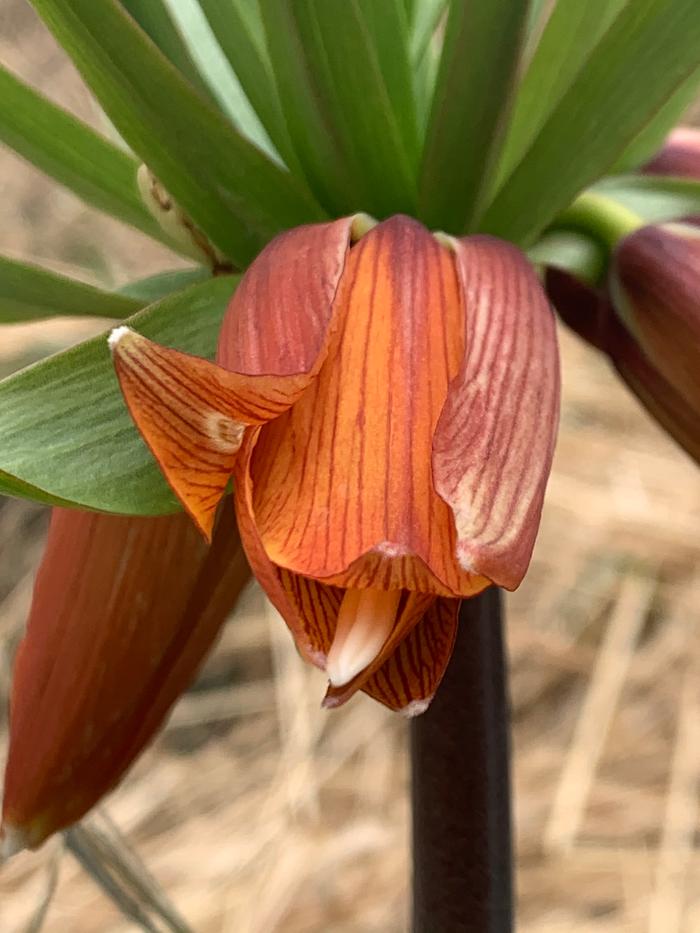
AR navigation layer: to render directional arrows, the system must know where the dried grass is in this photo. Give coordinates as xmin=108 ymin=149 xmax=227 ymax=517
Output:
xmin=1 ymin=2 xmax=700 ymax=929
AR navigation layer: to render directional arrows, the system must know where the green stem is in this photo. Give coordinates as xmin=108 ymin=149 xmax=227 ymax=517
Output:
xmin=554 ymin=191 xmax=645 ymax=251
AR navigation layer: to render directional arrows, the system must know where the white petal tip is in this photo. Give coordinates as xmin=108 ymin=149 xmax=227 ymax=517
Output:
xmin=108 ymin=325 xmax=134 ymax=352
xmin=399 ymin=698 xmax=432 ymax=718
xmin=0 ymin=824 xmax=28 ymax=862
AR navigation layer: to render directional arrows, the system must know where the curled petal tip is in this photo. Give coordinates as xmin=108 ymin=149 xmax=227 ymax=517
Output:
xmin=0 ymin=823 xmax=28 ymax=862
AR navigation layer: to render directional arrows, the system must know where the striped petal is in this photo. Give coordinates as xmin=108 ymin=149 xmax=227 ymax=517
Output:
xmin=111 ymin=328 xmax=310 ymax=538
xmin=1 ymin=506 xmax=248 ymax=852
xmin=112 ymin=218 xmax=356 ymax=539
xmin=217 ymin=216 xmax=357 ymax=374
xmin=360 ymin=598 xmax=460 ymax=714
xmin=548 ymin=267 xmax=700 ymax=465
xmin=248 ymin=216 xmax=488 ymax=597
xmin=613 ymin=223 xmax=700 ymax=411
xmin=433 ymin=236 xmax=560 ymax=591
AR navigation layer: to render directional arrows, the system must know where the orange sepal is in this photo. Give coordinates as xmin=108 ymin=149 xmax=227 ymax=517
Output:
xmin=111 ymin=328 xmax=310 ymax=538
xmin=433 ymin=236 xmax=560 ymax=590
xmin=1 ymin=505 xmax=248 ymax=851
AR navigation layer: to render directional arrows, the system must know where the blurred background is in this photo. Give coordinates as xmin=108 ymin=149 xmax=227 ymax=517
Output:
xmin=1 ymin=1 xmax=700 ymax=930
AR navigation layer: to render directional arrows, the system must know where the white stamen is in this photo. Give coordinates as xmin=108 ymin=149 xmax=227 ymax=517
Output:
xmin=0 ymin=823 xmax=28 ymax=862
xmin=107 ymin=325 xmax=134 ymax=351
xmin=326 ymin=588 xmax=401 ymax=687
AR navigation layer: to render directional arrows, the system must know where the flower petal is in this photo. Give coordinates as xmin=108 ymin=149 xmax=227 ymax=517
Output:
xmin=360 ymin=598 xmax=460 ymax=714
xmin=1 ymin=505 xmax=248 ymax=851
xmin=249 ymin=215 xmax=486 ymax=596
xmin=217 ymin=217 xmax=356 ymax=374
xmin=112 ymin=218 xmax=355 ymax=539
xmin=613 ymin=222 xmax=700 ymax=410
xmin=433 ymin=236 xmax=560 ymax=591
xmin=547 ymin=267 xmax=700 ymax=466
xmin=322 ymin=591 xmax=435 ymax=708
xmin=644 ymin=126 xmax=700 ymax=179
xmin=111 ymin=327 xmax=310 ymax=538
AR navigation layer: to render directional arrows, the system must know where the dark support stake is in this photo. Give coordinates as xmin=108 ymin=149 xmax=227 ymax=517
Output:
xmin=411 ymin=588 xmax=513 ymax=933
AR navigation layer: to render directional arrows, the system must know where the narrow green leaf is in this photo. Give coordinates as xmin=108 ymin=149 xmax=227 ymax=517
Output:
xmin=0 ymin=255 xmax=141 ymax=323
xmin=592 ymin=175 xmax=700 ymax=223
xmin=418 ymin=0 xmax=530 ymax=232
xmin=612 ymin=65 xmax=700 ymax=172
xmin=410 ymin=0 xmax=447 ymax=65
xmin=480 ymin=0 xmax=700 ymax=246
xmin=494 ymin=0 xmax=627 ymax=191
xmin=119 ymin=0 xmax=218 ymax=103
xmin=0 ymin=64 xmax=175 ymax=248
xmin=197 ymin=0 xmax=298 ymax=167
xmin=356 ymin=0 xmax=418 ymax=165
xmin=0 ymin=276 xmax=236 ymax=513
xmin=161 ymin=0 xmax=277 ymax=160
xmin=119 ymin=267 xmax=210 ymax=302
xmin=260 ymin=0 xmax=418 ymax=216
xmin=32 ymin=0 xmax=325 ymax=266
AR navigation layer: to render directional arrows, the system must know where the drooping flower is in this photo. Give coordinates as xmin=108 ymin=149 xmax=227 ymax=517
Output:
xmin=109 ymin=215 xmax=560 ymax=711
xmin=547 ymin=224 xmax=700 ymax=465
xmin=612 ymin=222 xmax=700 ymax=412
xmin=1 ymin=506 xmax=248 ymax=855
xmin=1 ymin=215 xmax=559 ymax=856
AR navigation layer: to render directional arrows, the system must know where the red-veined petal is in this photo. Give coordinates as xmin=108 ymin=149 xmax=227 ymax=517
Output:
xmin=1 ymin=505 xmax=248 ymax=852
xmin=111 ymin=328 xmax=310 ymax=538
xmin=433 ymin=236 xmax=560 ymax=591
xmin=112 ymin=217 xmax=357 ymax=539
xmin=248 ymin=215 xmax=487 ymax=596
xmin=359 ymin=598 xmax=460 ymax=714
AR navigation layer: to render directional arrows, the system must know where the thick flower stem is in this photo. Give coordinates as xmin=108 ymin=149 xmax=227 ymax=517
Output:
xmin=410 ymin=588 xmax=513 ymax=932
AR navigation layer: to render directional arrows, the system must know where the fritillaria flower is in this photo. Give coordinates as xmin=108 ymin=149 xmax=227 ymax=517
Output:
xmin=1 ymin=215 xmax=559 ymax=854
xmin=110 ymin=215 xmax=559 ymax=709
xmin=612 ymin=222 xmax=700 ymax=413
xmin=547 ymin=221 xmax=700 ymax=464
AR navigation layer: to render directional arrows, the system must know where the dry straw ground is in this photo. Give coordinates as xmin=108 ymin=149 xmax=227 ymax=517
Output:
xmin=1 ymin=3 xmax=699 ymax=930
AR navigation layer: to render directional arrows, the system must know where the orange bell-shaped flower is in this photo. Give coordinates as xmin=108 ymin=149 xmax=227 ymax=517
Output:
xmin=111 ymin=215 xmax=560 ymax=713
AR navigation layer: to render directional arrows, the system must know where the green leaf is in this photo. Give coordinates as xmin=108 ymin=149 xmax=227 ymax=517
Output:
xmin=119 ymin=0 xmax=219 ymax=103
xmin=592 ymin=174 xmax=700 ymax=223
xmin=612 ymin=65 xmax=700 ymax=172
xmin=0 ymin=276 xmax=236 ymax=513
xmin=418 ymin=0 xmax=530 ymax=232
xmin=480 ymin=0 xmax=700 ymax=246
xmin=161 ymin=0 xmax=277 ymax=161
xmin=197 ymin=0 xmax=297 ymax=167
xmin=119 ymin=267 xmax=210 ymax=302
xmin=494 ymin=0 xmax=627 ymax=192
xmin=260 ymin=0 xmax=418 ymax=216
xmin=32 ymin=0 xmax=325 ymax=267
xmin=528 ymin=230 xmax=606 ymax=287
xmin=409 ymin=0 xmax=447 ymax=65
xmin=0 ymin=255 xmax=141 ymax=323
xmin=0 ymin=63 xmax=175 ymax=248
